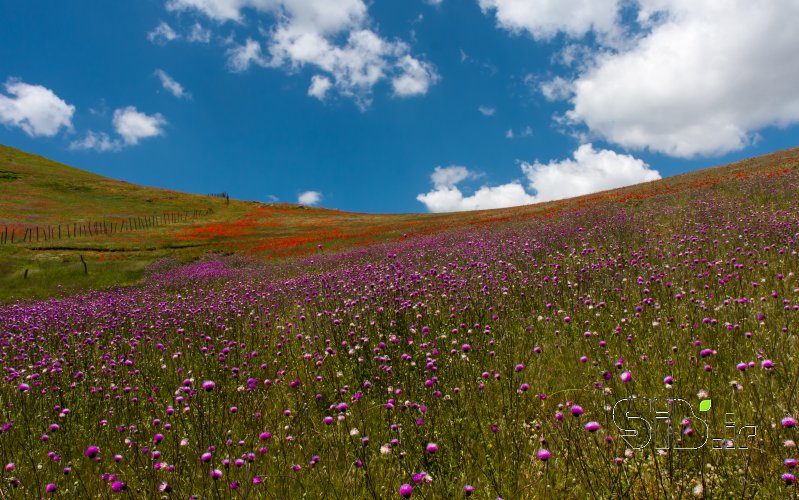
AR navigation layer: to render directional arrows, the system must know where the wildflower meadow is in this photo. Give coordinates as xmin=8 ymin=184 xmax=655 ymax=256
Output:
xmin=1 ymin=164 xmax=799 ymax=498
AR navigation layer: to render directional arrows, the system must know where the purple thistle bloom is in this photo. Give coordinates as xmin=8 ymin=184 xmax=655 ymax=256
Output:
xmin=620 ymin=371 xmax=632 ymax=382
xmin=425 ymin=442 xmax=438 ymax=454
xmin=537 ymin=448 xmax=551 ymax=461
xmin=111 ymin=481 xmax=126 ymax=492
xmin=570 ymin=405 xmax=584 ymax=417
xmin=46 ymin=484 xmax=57 ymax=493
xmin=585 ymin=421 xmax=601 ymax=432
xmin=783 ymin=417 xmax=797 ymax=428
xmin=783 ymin=473 xmax=796 ymax=485
xmin=201 ymin=380 xmax=216 ymax=391
xmin=400 ymin=483 xmax=414 ymax=498
xmin=85 ymin=446 xmax=100 ymax=459
xmin=210 ymin=469 xmax=223 ymax=480
xmin=464 ymin=485 xmax=475 ymax=496
xmin=201 ymin=452 xmax=213 ymax=462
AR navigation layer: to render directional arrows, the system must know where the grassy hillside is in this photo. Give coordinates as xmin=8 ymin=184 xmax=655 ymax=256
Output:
xmin=0 ymin=143 xmax=797 ymax=302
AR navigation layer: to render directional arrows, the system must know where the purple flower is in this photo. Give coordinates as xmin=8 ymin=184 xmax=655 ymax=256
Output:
xmin=783 ymin=417 xmax=797 ymax=428
xmin=515 ymin=364 xmax=525 ymax=372
xmin=201 ymin=452 xmax=213 ymax=462
xmin=463 ymin=485 xmax=475 ymax=496
xmin=783 ymin=473 xmax=796 ymax=485
xmin=585 ymin=421 xmax=601 ymax=432
xmin=537 ymin=448 xmax=551 ymax=461
xmin=762 ymin=360 xmax=774 ymax=369
xmin=210 ymin=469 xmax=223 ymax=480
xmin=85 ymin=446 xmax=100 ymax=459
xmin=201 ymin=380 xmax=216 ymax=391
xmin=663 ymin=375 xmax=674 ymax=385
xmin=111 ymin=481 xmax=126 ymax=492
xmin=620 ymin=371 xmax=632 ymax=382
xmin=400 ymin=483 xmax=414 ymax=498
xmin=46 ymin=484 xmax=57 ymax=493
xmin=425 ymin=443 xmax=438 ymax=454
xmin=570 ymin=405 xmax=584 ymax=417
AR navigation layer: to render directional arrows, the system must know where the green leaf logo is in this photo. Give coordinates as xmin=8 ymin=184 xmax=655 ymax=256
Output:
xmin=699 ymin=400 xmax=712 ymax=412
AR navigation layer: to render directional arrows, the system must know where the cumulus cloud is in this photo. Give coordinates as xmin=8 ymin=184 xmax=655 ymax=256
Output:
xmin=113 ymin=107 xmax=166 ymax=145
xmin=392 ymin=55 xmax=439 ymax=97
xmin=565 ymin=0 xmax=799 ymax=157
xmin=168 ymin=0 xmax=438 ymax=107
xmin=0 ymin=79 xmax=75 ymax=137
xmin=483 ymin=0 xmax=799 ymax=158
xmin=478 ymin=106 xmax=495 ymax=116
xmin=478 ymin=0 xmax=621 ymax=41
xmin=308 ymin=75 xmax=332 ymax=100
xmin=71 ymin=106 xmax=167 ymax=152
xmin=226 ymin=38 xmax=269 ymax=72
xmin=154 ymin=69 xmax=191 ymax=99
xmin=520 ymin=143 xmax=660 ymax=202
xmin=148 ymin=21 xmax=179 ymax=44
xmin=298 ymin=190 xmax=322 ymax=205
xmin=417 ymin=144 xmax=658 ymax=212
xmin=417 ymin=181 xmax=534 ymax=213
xmin=69 ymin=131 xmax=120 ymax=152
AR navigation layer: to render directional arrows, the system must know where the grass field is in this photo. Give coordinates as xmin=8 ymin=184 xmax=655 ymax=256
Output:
xmin=1 ymin=143 xmax=797 ymax=303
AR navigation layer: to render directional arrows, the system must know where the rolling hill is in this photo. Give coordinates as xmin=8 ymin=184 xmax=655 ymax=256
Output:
xmin=0 ymin=143 xmax=797 ymax=302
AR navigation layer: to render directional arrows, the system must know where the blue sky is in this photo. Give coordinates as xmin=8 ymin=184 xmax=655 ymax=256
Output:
xmin=1 ymin=0 xmax=798 ymax=213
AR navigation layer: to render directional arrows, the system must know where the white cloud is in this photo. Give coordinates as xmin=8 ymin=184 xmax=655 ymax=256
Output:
xmin=426 ymin=0 xmax=443 ymax=6
xmin=505 ymin=125 xmax=533 ymax=139
xmin=392 ymin=55 xmax=439 ymax=97
xmin=113 ymin=106 xmax=167 ymax=145
xmin=169 ymin=0 xmax=438 ymax=107
xmin=417 ymin=181 xmax=535 ymax=213
xmin=478 ymin=105 xmax=496 ymax=116
xmin=417 ymin=144 xmax=658 ymax=212
xmin=0 ymin=79 xmax=75 ymax=137
xmin=69 ymin=131 xmax=120 ymax=152
xmin=154 ymin=69 xmax=191 ymax=99
xmin=166 ymin=0 xmax=246 ymax=22
xmin=521 ymin=143 xmax=660 ymax=201
xmin=431 ymin=165 xmax=474 ymax=189
xmin=539 ymin=76 xmax=572 ymax=101
xmin=308 ymin=75 xmax=332 ymax=100
xmin=298 ymin=190 xmax=322 ymax=205
xmin=226 ymin=38 xmax=269 ymax=72
xmin=482 ymin=0 xmax=799 ymax=158
xmin=148 ymin=21 xmax=179 ymax=44
xmin=478 ymin=0 xmax=621 ymax=41
xmin=565 ymin=0 xmax=799 ymax=157
xmin=187 ymin=22 xmax=212 ymax=43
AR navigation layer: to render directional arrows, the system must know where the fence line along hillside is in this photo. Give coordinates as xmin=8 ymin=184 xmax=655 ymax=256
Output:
xmin=0 ymin=208 xmax=214 ymax=245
